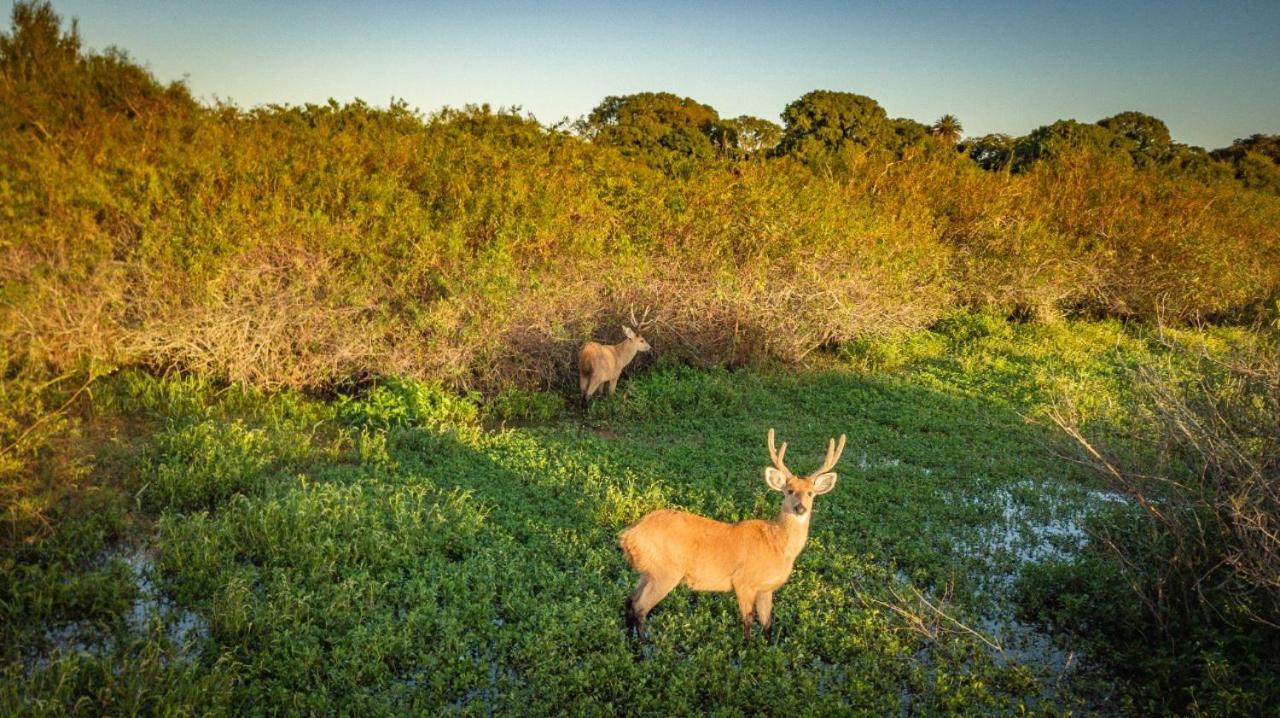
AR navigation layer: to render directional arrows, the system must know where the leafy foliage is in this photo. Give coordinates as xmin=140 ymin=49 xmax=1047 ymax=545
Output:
xmin=336 ymin=378 xmax=481 ymax=431
xmin=1026 ymin=338 xmax=1280 ymax=714
xmin=929 ymin=114 xmax=963 ymax=145
xmin=2 ymin=2 xmax=1279 ymax=402
xmin=580 ymin=92 xmax=722 ymax=173
xmin=963 ymin=133 xmax=1015 ymax=171
xmin=1212 ymin=135 xmax=1280 ymax=194
xmin=1096 ymin=111 xmax=1172 ymax=165
xmin=776 ymin=90 xmax=898 ymax=164
xmin=718 ymin=114 xmax=782 ymax=156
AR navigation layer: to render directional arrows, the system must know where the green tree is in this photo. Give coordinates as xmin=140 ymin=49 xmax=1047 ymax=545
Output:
xmin=775 ymin=90 xmax=897 ymax=162
xmin=1013 ymin=119 xmax=1123 ymax=171
xmin=964 ymin=133 xmax=1016 ymax=171
xmin=1211 ymin=135 xmax=1280 ymax=194
xmin=580 ymin=92 xmax=721 ymax=171
xmin=1097 ymin=111 xmax=1172 ymax=165
xmin=891 ymin=117 xmax=930 ymax=149
xmin=1163 ymin=143 xmax=1235 ymax=184
xmin=1233 ymin=151 xmax=1280 ymax=193
xmin=717 ymin=115 xmax=781 ymax=156
xmin=929 ymin=114 xmax=963 ymax=145
xmin=1212 ymin=134 xmax=1280 ymax=164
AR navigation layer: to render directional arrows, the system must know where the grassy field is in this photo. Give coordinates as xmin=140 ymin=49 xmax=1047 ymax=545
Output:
xmin=0 ymin=315 xmax=1269 ymax=715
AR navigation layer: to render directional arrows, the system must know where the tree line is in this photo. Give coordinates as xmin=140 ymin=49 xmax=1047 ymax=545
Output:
xmin=578 ymin=89 xmax=1278 ymax=193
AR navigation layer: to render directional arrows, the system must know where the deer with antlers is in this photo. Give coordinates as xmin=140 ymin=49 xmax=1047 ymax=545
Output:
xmin=619 ymin=428 xmax=846 ymax=640
xmin=577 ymin=307 xmax=652 ymax=406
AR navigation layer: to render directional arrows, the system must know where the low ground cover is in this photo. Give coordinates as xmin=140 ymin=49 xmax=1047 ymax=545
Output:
xmin=1 ymin=316 xmax=1271 ymax=714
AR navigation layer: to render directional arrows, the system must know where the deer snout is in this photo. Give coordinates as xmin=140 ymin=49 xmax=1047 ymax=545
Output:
xmin=793 ymin=505 xmax=808 ymax=516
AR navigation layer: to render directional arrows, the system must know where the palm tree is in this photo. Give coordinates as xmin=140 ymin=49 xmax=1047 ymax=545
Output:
xmin=930 ymin=115 xmax=963 ymax=145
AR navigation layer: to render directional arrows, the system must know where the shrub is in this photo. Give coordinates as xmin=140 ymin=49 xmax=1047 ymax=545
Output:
xmin=486 ymin=387 xmax=565 ymax=424
xmin=139 ymin=419 xmax=275 ymax=513
xmin=336 ymin=378 xmax=481 ymax=430
xmin=1037 ymin=337 xmax=1280 ymax=712
xmin=1 ymin=1 xmax=1278 ymax=398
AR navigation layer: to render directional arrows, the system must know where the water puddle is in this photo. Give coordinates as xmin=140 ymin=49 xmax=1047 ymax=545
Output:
xmin=884 ymin=474 xmax=1130 ymax=711
xmin=959 ymin=478 xmax=1127 ymax=592
xmin=26 ymin=546 xmax=210 ymax=671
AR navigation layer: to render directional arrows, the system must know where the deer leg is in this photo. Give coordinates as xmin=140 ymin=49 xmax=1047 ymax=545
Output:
xmin=625 ymin=576 xmax=648 ymax=636
xmin=754 ymin=591 xmax=774 ymax=642
xmin=629 ymin=572 xmax=680 ymax=640
xmin=607 ymin=378 xmax=618 ymax=395
xmin=735 ymin=587 xmax=757 ymax=641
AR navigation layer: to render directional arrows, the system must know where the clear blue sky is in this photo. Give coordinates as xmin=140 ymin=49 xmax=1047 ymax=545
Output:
xmin=50 ymin=0 xmax=1280 ymax=149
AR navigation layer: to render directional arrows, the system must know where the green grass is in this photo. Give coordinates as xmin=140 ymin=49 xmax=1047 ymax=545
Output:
xmin=1 ymin=317 xmax=1266 ymax=715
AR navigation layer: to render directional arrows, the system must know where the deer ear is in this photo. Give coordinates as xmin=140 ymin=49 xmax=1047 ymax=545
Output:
xmin=622 ymin=325 xmax=636 ymax=339
xmin=764 ymin=467 xmax=788 ymax=491
xmin=812 ymin=472 xmax=838 ymax=495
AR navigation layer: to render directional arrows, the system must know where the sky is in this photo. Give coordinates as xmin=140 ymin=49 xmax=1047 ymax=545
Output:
xmin=50 ymin=0 xmax=1280 ymax=150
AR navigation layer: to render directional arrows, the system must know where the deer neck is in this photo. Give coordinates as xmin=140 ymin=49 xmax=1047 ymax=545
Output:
xmin=771 ymin=511 xmax=812 ymax=559
xmin=611 ymin=339 xmax=639 ymax=368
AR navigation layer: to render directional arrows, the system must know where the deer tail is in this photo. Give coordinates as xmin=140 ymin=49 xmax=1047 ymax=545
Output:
xmin=618 ymin=527 xmax=640 ymax=569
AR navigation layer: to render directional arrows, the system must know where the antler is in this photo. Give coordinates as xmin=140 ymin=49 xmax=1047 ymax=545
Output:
xmin=628 ymin=305 xmax=654 ymax=329
xmin=812 ymin=434 xmax=848 ymax=475
xmin=766 ymin=427 xmax=792 ymax=477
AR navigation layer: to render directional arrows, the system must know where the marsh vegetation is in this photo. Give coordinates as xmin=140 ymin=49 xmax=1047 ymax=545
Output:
xmin=6 ymin=317 xmax=1278 ymax=714
xmin=3 ymin=3 xmax=1279 ymax=714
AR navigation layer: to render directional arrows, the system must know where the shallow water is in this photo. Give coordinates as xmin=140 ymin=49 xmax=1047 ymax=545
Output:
xmin=27 ymin=547 xmax=209 ymax=671
xmin=960 ymin=477 xmax=1127 ymax=591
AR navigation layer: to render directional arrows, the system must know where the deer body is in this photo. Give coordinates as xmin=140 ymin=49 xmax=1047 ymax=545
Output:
xmin=620 ymin=430 xmax=845 ymax=640
xmin=578 ymin=323 xmax=650 ymax=404
xmin=621 ymin=509 xmax=808 ymax=592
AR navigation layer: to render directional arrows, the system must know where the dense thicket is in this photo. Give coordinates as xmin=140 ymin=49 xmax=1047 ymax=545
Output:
xmin=1031 ymin=341 xmax=1280 ymax=713
xmin=3 ymin=2 xmax=1279 ymax=393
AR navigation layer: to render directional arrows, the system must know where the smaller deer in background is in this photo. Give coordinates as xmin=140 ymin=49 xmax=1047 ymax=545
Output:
xmin=578 ymin=307 xmax=652 ymax=406
xmin=619 ymin=428 xmax=846 ymax=641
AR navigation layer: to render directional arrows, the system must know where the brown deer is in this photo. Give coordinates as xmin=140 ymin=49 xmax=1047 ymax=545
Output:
xmin=619 ymin=428 xmax=846 ymax=640
xmin=577 ymin=307 xmax=651 ymax=406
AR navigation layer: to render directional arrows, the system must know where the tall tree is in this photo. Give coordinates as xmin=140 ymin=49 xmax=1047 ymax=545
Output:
xmin=1097 ymin=111 xmax=1172 ymax=165
xmin=891 ymin=117 xmax=930 ymax=148
xmin=1212 ymin=134 xmax=1280 ymax=165
xmin=929 ymin=114 xmax=963 ymax=145
xmin=580 ymin=92 xmax=721 ymax=170
xmin=1211 ymin=135 xmax=1280 ymax=193
xmin=964 ymin=133 xmax=1016 ymax=171
xmin=775 ymin=90 xmax=896 ymax=161
xmin=1012 ymin=119 xmax=1125 ymax=171
xmin=717 ymin=115 xmax=781 ymax=156
xmin=1231 ymin=151 xmax=1280 ymax=193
